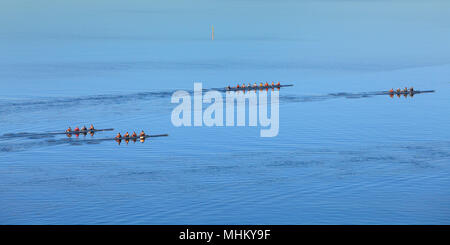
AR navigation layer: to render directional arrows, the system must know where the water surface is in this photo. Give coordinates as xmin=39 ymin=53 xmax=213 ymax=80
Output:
xmin=1 ymin=0 xmax=449 ymax=224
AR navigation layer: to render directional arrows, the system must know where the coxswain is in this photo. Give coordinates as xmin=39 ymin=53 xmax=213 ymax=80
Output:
xmin=89 ymin=124 xmax=95 ymax=130
xmin=132 ymin=131 xmax=137 ymax=138
xmin=409 ymin=87 xmax=414 ymax=92
xmin=115 ymin=133 xmax=122 ymax=138
xmin=140 ymin=130 xmax=146 ymax=137
xmin=74 ymin=126 xmax=80 ymax=132
xmin=66 ymin=127 xmax=72 ymax=132
xmin=124 ymin=132 xmax=130 ymax=138
xmin=81 ymin=125 xmax=87 ymax=131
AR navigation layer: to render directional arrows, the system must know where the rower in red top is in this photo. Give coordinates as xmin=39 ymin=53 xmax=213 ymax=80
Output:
xmin=264 ymin=82 xmax=269 ymax=87
xmin=66 ymin=127 xmax=72 ymax=132
xmin=140 ymin=130 xmax=146 ymax=138
xmin=124 ymin=132 xmax=130 ymax=138
xmin=115 ymin=133 xmax=122 ymax=139
xmin=276 ymin=82 xmax=280 ymax=86
xmin=271 ymin=81 xmax=275 ymax=86
xmin=236 ymin=84 xmax=240 ymax=88
xmin=389 ymin=88 xmax=394 ymax=93
xmin=132 ymin=131 xmax=137 ymax=138
xmin=74 ymin=126 xmax=80 ymax=132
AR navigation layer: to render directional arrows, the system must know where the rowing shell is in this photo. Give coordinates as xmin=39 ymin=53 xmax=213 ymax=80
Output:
xmin=103 ymin=134 xmax=169 ymax=140
xmin=225 ymin=84 xmax=294 ymax=91
xmin=1 ymin=128 xmax=114 ymax=138
xmin=382 ymin=90 xmax=435 ymax=95
xmin=62 ymin=128 xmax=114 ymax=135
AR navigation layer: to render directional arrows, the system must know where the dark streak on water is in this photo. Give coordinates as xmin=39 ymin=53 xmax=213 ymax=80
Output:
xmin=0 ymin=88 xmax=433 ymax=116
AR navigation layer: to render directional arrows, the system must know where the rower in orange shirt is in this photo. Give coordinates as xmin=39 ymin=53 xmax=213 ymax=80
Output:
xmin=140 ymin=130 xmax=146 ymax=138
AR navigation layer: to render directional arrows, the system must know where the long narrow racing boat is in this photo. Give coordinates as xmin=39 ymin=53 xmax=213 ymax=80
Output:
xmin=225 ymin=84 xmax=294 ymax=91
xmin=105 ymin=134 xmax=169 ymax=140
xmin=63 ymin=128 xmax=114 ymax=135
xmin=1 ymin=128 xmax=114 ymax=138
xmin=382 ymin=90 xmax=435 ymax=95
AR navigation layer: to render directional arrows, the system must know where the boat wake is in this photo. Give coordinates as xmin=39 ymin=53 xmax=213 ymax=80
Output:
xmin=0 ymin=88 xmax=434 ymax=116
xmin=0 ymin=91 xmax=174 ymax=115
xmin=280 ymin=90 xmax=434 ymax=103
xmin=0 ymin=134 xmax=167 ymax=153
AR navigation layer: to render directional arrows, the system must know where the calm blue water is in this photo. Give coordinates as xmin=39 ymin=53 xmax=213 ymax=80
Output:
xmin=1 ymin=0 xmax=450 ymax=224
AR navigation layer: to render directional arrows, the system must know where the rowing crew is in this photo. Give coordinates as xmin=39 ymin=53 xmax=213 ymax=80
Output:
xmin=389 ymin=87 xmax=414 ymax=93
xmin=227 ymin=81 xmax=281 ymax=90
xmin=115 ymin=130 xmax=146 ymax=139
xmin=66 ymin=124 xmax=95 ymax=133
